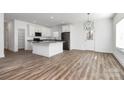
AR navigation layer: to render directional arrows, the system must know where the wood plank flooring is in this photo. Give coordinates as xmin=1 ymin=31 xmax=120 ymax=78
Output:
xmin=0 ymin=50 xmax=124 ymax=80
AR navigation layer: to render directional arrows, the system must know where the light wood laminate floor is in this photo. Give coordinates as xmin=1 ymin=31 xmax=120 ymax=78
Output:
xmin=0 ymin=50 xmax=124 ymax=80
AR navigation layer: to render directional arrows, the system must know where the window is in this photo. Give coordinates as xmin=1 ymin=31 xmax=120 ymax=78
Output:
xmin=116 ymin=18 xmax=124 ymax=52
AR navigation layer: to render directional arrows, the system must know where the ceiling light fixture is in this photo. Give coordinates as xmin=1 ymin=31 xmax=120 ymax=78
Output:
xmin=84 ymin=13 xmax=94 ymax=32
xmin=83 ymin=13 xmax=95 ymax=51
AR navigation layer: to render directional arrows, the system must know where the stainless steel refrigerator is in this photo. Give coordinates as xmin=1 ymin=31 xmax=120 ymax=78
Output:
xmin=61 ymin=32 xmax=70 ymax=50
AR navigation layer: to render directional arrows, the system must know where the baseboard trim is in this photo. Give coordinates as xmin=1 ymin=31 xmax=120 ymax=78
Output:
xmin=112 ymin=53 xmax=124 ymax=70
xmin=0 ymin=53 xmax=5 ymax=58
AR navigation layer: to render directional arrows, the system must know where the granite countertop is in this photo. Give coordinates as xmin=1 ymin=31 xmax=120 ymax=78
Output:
xmin=27 ymin=39 xmax=63 ymax=42
xmin=31 ymin=41 xmax=64 ymax=45
xmin=27 ymin=39 xmax=64 ymax=45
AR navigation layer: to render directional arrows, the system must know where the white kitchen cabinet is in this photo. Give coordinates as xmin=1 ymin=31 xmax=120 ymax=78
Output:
xmin=28 ymin=24 xmax=51 ymax=37
xmin=34 ymin=26 xmax=38 ymax=32
xmin=42 ymin=27 xmax=51 ymax=37
xmin=28 ymin=24 xmax=35 ymax=37
xmin=32 ymin=41 xmax=63 ymax=57
xmin=41 ymin=27 xmax=45 ymax=37
xmin=45 ymin=28 xmax=51 ymax=37
xmin=62 ymin=25 xmax=70 ymax=32
xmin=35 ymin=26 xmax=42 ymax=32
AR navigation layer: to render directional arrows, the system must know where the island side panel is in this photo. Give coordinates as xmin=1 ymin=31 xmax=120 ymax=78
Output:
xmin=49 ymin=42 xmax=63 ymax=57
xmin=32 ymin=43 xmax=50 ymax=57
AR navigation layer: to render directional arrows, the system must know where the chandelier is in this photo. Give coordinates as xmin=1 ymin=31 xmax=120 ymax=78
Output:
xmin=84 ymin=13 xmax=94 ymax=40
xmin=84 ymin=13 xmax=94 ymax=31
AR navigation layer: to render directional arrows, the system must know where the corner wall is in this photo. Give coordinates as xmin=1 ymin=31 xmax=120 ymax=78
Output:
xmin=0 ymin=13 xmax=4 ymax=58
xmin=8 ymin=21 xmax=15 ymax=52
xmin=95 ymin=19 xmax=113 ymax=53
xmin=14 ymin=20 xmax=28 ymax=52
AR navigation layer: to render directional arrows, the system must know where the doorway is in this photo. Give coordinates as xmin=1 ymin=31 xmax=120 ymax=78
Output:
xmin=18 ymin=28 xmax=25 ymax=50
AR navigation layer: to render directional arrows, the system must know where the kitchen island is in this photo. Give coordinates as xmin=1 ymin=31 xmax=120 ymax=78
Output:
xmin=32 ymin=41 xmax=63 ymax=57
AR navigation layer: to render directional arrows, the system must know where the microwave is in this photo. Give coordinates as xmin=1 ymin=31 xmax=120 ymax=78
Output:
xmin=35 ymin=32 xmax=42 ymax=36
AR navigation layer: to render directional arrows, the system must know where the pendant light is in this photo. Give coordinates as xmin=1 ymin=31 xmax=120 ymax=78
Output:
xmin=84 ymin=13 xmax=94 ymax=32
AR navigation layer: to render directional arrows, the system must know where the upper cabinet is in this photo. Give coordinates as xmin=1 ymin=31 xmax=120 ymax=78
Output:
xmin=28 ymin=24 xmax=35 ymax=37
xmin=28 ymin=24 xmax=51 ymax=37
xmin=35 ymin=25 xmax=42 ymax=32
xmin=62 ymin=25 xmax=70 ymax=32
xmin=42 ymin=27 xmax=51 ymax=37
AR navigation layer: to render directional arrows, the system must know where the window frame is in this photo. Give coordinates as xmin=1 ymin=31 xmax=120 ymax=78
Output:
xmin=116 ymin=18 xmax=124 ymax=54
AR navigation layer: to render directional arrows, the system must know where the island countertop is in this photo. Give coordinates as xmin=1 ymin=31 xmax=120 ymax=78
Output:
xmin=30 ymin=40 xmax=64 ymax=44
xmin=31 ymin=41 xmax=64 ymax=45
xmin=32 ymin=41 xmax=64 ymax=57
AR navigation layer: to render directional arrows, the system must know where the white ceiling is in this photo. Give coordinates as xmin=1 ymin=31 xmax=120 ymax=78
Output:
xmin=4 ymin=13 xmax=114 ymax=27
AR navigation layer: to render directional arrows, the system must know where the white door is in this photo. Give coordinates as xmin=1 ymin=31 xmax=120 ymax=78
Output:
xmin=18 ymin=29 xmax=25 ymax=49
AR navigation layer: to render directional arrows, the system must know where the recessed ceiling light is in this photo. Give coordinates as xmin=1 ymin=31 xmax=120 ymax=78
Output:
xmin=50 ymin=16 xmax=54 ymax=19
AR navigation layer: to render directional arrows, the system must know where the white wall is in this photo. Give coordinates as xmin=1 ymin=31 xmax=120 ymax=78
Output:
xmin=113 ymin=13 xmax=124 ymax=65
xmin=51 ymin=25 xmax=62 ymax=39
xmin=95 ymin=19 xmax=113 ymax=53
xmin=0 ymin=13 xmax=4 ymax=58
xmin=7 ymin=20 xmax=29 ymax=52
xmin=70 ymin=19 xmax=113 ymax=53
xmin=14 ymin=20 xmax=28 ymax=51
xmin=4 ymin=23 xmax=8 ymax=49
xmin=8 ymin=21 xmax=15 ymax=51
xmin=70 ymin=23 xmax=93 ymax=50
